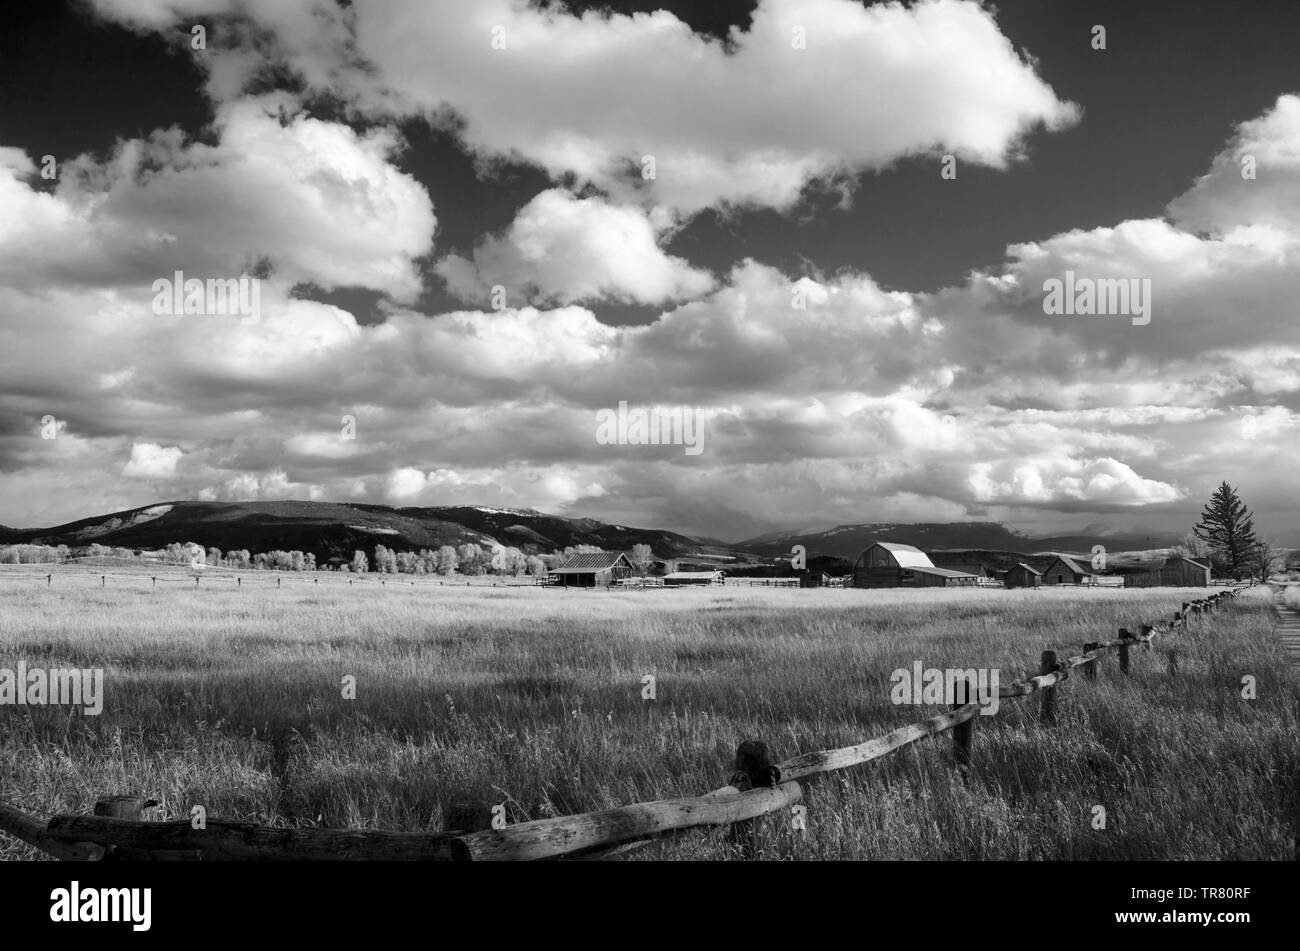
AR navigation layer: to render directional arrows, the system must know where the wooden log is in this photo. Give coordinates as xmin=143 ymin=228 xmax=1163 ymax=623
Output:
xmin=0 ymin=801 xmax=104 ymax=861
xmin=1040 ymin=651 xmax=1059 ymax=723
xmin=1117 ymin=628 xmax=1131 ymax=675
xmin=773 ymin=703 xmax=980 ymax=782
xmin=458 ymin=783 xmax=801 ymax=861
xmin=44 ymin=816 xmax=471 ymax=861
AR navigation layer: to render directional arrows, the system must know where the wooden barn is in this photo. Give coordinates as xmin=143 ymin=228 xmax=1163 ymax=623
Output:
xmin=1004 ymin=562 xmax=1043 ymax=588
xmin=662 ymin=569 xmax=725 ymax=586
xmin=1041 ymin=555 xmax=1094 ymax=585
xmin=852 ymin=542 xmax=981 ymax=588
xmin=548 ymin=551 xmax=634 ymax=587
xmin=1120 ymin=556 xmax=1211 ymax=588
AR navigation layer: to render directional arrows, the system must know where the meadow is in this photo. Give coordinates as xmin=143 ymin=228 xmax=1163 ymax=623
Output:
xmin=1 ymin=564 xmax=1295 ymax=860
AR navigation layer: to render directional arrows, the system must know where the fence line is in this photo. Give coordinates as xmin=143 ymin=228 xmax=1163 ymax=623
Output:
xmin=0 ymin=583 xmax=1256 ymax=862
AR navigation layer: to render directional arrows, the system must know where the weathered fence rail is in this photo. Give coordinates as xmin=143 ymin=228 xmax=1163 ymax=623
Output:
xmin=0 ymin=584 xmax=1255 ymax=862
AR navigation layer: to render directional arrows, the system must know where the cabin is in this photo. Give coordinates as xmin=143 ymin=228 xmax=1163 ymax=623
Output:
xmin=852 ymin=542 xmax=980 ymax=588
xmin=1120 ymin=556 xmax=1211 ymax=588
xmin=547 ymin=551 xmax=634 ymax=587
xmin=663 ymin=569 xmax=725 ymax=586
xmin=1041 ymin=555 xmax=1095 ymax=585
xmin=1004 ymin=563 xmax=1043 ymax=588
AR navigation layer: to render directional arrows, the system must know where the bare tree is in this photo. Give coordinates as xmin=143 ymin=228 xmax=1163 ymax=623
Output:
xmin=630 ymin=543 xmax=653 ymax=577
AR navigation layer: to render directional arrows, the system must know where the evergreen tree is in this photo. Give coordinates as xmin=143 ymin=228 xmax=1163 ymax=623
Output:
xmin=1193 ymin=481 xmax=1258 ymax=577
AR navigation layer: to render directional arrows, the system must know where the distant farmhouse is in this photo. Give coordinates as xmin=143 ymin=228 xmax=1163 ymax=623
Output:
xmin=1004 ymin=562 xmax=1043 ymax=588
xmin=1113 ymin=555 xmax=1211 ymax=588
xmin=663 ymin=569 xmax=725 ymax=586
xmin=548 ymin=551 xmax=634 ymax=587
xmin=1041 ymin=555 xmax=1096 ymax=585
xmin=852 ymin=542 xmax=980 ymax=588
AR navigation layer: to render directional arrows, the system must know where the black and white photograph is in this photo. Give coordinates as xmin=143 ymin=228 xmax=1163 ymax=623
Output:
xmin=0 ymin=0 xmax=1296 ymax=932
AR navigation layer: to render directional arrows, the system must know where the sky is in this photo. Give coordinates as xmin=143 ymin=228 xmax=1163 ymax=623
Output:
xmin=1 ymin=0 xmax=1298 ymax=543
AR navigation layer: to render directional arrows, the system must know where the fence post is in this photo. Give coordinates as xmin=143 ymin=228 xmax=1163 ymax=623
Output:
xmin=1083 ymin=642 xmax=1100 ymax=680
xmin=952 ymin=674 xmax=977 ymax=770
xmin=1167 ymin=648 xmax=1179 ymax=677
xmin=101 ymin=575 xmax=105 ymax=587
xmin=1117 ymin=629 xmax=1132 ymax=675
xmin=1040 ymin=650 xmax=1059 ymax=723
xmin=442 ymin=801 xmax=496 ymax=835
xmin=94 ymin=795 xmax=151 ymax=821
xmin=727 ymin=740 xmax=779 ymax=860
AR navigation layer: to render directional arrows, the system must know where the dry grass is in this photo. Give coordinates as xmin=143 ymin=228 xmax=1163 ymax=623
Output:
xmin=1 ymin=565 xmax=1295 ymax=860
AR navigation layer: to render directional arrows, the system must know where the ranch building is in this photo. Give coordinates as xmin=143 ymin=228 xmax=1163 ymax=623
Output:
xmin=851 ymin=542 xmax=981 ymax=588
xmin=547 ymin=551 xmax=634 ymax=587
xmin=1004 ymin=562 xmax=1043 ymax=588
xmin=1041 ymin=555 xmax=1095 ymax=585
xmin=1119 ymin=556 xmax=1211 ymax=588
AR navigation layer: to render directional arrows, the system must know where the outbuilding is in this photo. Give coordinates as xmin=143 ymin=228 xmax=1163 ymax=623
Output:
xmin=1041 ymin=555 xmax=1094 ymax=585
xmin=548 ymin=551 xmax=635 ymax=587
xmin=852 ymin=542 xmax=980 ymax=588
xmin=1004 ymin=562 xmax=1043 ymax=588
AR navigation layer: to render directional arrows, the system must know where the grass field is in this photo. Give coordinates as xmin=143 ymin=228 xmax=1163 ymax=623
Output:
xmin=1 ymin=564 xmax=1296 ymax=860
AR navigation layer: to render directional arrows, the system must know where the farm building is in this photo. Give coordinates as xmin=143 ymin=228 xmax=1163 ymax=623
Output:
xmin=852 ymin=542 xmax=981 ymax=588
xmin=1004 ymin=563 xmax=1043 ymax=588
xmin=1041 ymin=555 xmax=1096 ymax=585
xmin=1119 ymin=556 xmax=1211 ymax=588
xmin=548 ymin=551 xmax=634 ymax=587
xmin=663 ymin=570 xmax=725 ymax=586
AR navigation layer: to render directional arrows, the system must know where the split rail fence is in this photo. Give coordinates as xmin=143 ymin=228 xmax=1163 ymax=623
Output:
xmin=0 ymin=583 xmax=1256 ymax=862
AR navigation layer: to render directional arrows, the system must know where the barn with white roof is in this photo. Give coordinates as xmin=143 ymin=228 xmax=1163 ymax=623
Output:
xmin=851 ymin=542 xmax=980 ymax=588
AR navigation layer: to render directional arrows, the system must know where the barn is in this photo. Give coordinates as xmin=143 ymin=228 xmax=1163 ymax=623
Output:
xmin=548 ymin=551 xmax=634 ymax=587
xmin=663 ymin=569 xmax=725 ymax=586
xmin=1041 ymin=555 xmax=1094 ymax=585
xmin=1005 ymin=563 xmax=1043 ymax=588
xmin=852 ymin=542 xmax=980 ymax=588
xmin=1120 ymin=556 xmax=1211 ymax=588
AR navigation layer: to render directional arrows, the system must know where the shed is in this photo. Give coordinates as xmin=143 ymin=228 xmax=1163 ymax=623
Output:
xmin=852 ymin=543 xmax=980 ymax=588
xmin=1121 ymin=556 xmax=1211 ymax=588
xmin=548 ymin=551 xmax=634 ymax=587
xmin=1005 ymin=563 xmax=1043 ymax=588
xmin=1041 ymin=555 xmax=1093 ymax=585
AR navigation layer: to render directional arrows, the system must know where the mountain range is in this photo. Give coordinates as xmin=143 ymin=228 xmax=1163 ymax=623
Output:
xmin=0 ymin=500 xmax=1180 ymax=567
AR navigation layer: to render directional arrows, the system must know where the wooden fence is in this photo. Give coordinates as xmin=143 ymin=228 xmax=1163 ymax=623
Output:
xmin=0 ymin=584 xmax=1255 ymax=861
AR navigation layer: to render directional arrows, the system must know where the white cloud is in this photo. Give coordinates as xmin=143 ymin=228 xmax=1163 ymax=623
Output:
xmin=89 ymin=0 xmax=1079 ymax=216
xmin=437 ymin=189 xmax=715 ymax=305
xmin=123 ymin=442 xmax=183 ymax=478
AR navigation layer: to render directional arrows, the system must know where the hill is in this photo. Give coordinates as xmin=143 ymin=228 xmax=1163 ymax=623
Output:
xmin=2 ymin=500 xmax=705 ymax=565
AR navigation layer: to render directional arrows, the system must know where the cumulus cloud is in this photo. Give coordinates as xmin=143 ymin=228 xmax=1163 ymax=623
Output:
xmin=436 ymin=189 xmax=715 ymax=305
xmin=0 ymin=95 xmax=435 ymax=299
xmin=123 ymin=442 xmax=183 ymax=478
xmin=89 ymin=0 xmax=1079 ymax=216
